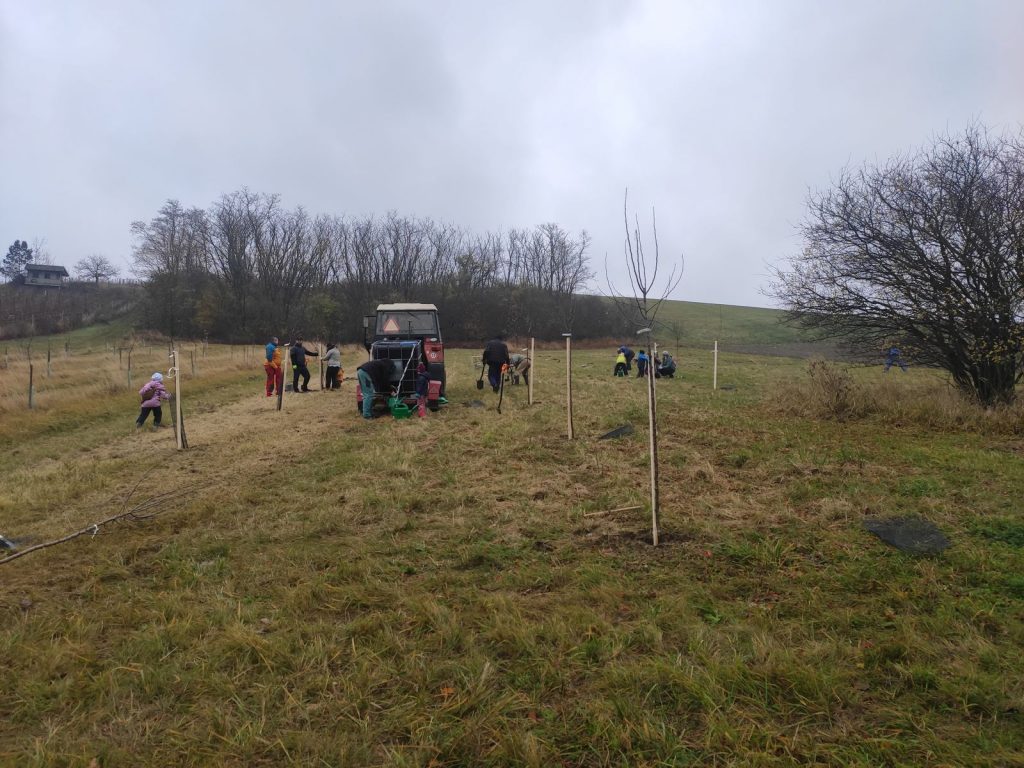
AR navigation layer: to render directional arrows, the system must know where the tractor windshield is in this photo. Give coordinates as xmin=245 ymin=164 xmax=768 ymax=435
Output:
xmin=376 ymin=311 xmax=439 ymax=337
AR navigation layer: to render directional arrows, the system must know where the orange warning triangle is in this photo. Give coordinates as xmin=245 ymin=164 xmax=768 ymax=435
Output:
xmin=382 ymin=316 xmax=400 ymax=333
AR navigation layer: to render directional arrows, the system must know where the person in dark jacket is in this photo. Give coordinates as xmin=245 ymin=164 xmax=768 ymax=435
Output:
xmin=357 ymin=358 xmax=396 ymax=419
xmin=290 ymin=336 xmax=319 ymax=393
xmin=482 ymin=335 xmax=510 ymax=393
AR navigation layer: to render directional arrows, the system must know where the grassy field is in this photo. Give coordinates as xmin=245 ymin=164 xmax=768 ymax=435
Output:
xmin=2 ymin=332 xmax=1023 ymax=766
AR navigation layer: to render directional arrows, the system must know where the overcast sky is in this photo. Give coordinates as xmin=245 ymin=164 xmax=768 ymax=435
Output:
xmin=2 ymin=0 xmax=1021 ymax=307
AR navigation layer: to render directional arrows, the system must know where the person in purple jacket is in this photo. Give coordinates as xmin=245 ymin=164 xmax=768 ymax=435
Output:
xmin=136 ymin=372 xmax=171 ymax=428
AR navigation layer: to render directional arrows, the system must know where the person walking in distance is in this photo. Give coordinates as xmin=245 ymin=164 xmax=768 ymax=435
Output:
xmin=884 ymin=345 xmax=908 ymax=373
xmin=289 ymin=336 xmax=318 ymax=392
xmin=136 ymin=372 xmax=171 ymax=428
xmin=324 ymin=344 xmax=342 ymax=390
xmin=357 ymin=358 xmax=396 ymax=419
xmin=263 ymin=336 xmax=283 ymax=397
xmin=482 ymin=334 xmax=510 ymax=393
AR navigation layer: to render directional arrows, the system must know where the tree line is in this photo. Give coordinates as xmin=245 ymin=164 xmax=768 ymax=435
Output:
xmin=131 ymin=190 xmax=629 ymax=343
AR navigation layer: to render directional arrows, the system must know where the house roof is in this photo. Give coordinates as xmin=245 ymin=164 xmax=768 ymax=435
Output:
xmin=376 ymin=303 xmax=438 ymax=312
xmin=25 ymin=264 xmax=69 ymax=276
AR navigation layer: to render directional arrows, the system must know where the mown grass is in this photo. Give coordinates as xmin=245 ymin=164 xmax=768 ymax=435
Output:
xmin=1 ymin=343 xmax=1022 ymax=766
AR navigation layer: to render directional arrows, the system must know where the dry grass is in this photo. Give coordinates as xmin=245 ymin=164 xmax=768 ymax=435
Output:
xmin=773 ymin=359 xmax=1024 ymax=433
xmin=1 ymin=339 xmax=1023 ymax=766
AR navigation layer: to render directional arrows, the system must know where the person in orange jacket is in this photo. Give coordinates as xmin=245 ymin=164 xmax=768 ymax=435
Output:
xmin=264 ymin=336 xmax=283 ymax=397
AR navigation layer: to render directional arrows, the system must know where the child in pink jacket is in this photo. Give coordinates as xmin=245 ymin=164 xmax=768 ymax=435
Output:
xmin=136 ymin=372 xmax=170 ymax=428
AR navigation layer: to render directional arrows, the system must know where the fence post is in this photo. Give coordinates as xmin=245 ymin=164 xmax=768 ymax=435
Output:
xmin=563 ymin=333 xmax=573 ymax=440
xmin=713 ymin=340 xmax=718 ymax=391
xmin=529 ymin=337 xmax=535 ymax=406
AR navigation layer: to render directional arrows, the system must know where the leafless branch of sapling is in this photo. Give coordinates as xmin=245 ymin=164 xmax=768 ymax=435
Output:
xmin=0 ymin=481 xmax=201 ymax=566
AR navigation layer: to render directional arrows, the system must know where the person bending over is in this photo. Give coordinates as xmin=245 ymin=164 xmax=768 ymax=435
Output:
xmin=357 ymin=358 xmax=396 ymax=419
xmin=482 ymin=334 xmax=510 ymax=393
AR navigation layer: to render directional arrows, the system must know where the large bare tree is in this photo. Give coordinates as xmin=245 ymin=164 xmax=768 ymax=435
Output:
xmin=74 ymin=254 xmax=119 ymax=283
xmin=771 ymin=126 xmax=1024 ymax=405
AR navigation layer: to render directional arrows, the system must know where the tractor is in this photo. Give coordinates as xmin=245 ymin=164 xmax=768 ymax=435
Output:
xmin=357 ymin=303 xmax=446 ymax=415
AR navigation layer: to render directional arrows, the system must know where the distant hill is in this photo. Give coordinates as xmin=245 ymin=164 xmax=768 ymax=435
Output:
xmin=625 ymin=299 xmax=843 ymax=358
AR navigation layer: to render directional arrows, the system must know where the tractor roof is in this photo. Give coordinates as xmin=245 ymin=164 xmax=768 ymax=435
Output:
xmin=376 ymin=303 xmax=438 ymax=312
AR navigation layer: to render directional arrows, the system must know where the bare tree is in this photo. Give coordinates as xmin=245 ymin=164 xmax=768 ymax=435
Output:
xmin=604 ymin=190 xmax=684 ymax=546
xmin=74 ymin=254 xmax=119 ymax=284
xmin=770 ymin=125 xmax=1024 ymax=405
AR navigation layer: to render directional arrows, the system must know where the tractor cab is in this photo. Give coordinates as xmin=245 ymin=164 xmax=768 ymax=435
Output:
xmin=358 ymin=303 xmax=446 ymax=414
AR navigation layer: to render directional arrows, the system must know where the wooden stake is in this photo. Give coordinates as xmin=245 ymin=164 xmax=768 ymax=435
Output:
xmin=647 ymin=349 xmax=660 ymax=546
xmin=563 ymin=333 xmax=574 ymax=440
xmin=529 ymin=337 xmax=535 ymax=406
xmin=319 ymin=343 xmax=324 ymax=391
xmin=713 ymin=340 xmax=718 ymax=390
xmin=46 ymin=346 xmax=51 ymax=378
xmin=170 ymin=350 xmax=184 ymax=450
xmin=276 ymin=344 xmax=287 ymax=412
xmin=190 ymin=350 xmax=196 ymax=377
xmin=28 ymin=364 xmax=34 ymax=409
xmin=127 ymin=348 xmax=133 ymax=388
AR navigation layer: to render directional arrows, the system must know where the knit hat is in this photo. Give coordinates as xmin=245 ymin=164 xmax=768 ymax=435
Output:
xmin=151 ymin=372 xmax=163 ymax=382
xmin=416 ymin=363 xmax=427 ymax=374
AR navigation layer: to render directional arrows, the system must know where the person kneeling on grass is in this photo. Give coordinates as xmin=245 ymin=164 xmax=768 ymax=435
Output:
xmin=136 ymin=372 xmax=170 ymax=428
xmin=357 ymin=358 xmax=396 ymax=419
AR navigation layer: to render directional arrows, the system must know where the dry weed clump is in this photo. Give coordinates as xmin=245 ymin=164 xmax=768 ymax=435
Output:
xmin=772 ymin=360 xmax=1024 ymax=433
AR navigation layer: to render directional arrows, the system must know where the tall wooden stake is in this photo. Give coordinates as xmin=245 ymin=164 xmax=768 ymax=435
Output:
xmin=170 ymin=350 xmax=184 ymax=450
xmin=319 ymin=343 xmax=324 ymax=391
xmin=528 ymin=337 xmax=535 ymax=406
xmin=28 ymin=364 xmax=34 ymax=409
xmin=46 ymin=346 xmax=51 ymax=378
xmin=190 ymin=350 xmax=196 ymax=377
xmin=713 ymin=340 xmax=718 ymax=390
xmin=647 ymin=352 xmax=660 ymax=546
xmin=276 ymin=345 xmax=287 ymax=412
xmin=127 ymin=348 xmax=133 ymax=388
xmin=563 ymin=333 xmax=573 ymax=439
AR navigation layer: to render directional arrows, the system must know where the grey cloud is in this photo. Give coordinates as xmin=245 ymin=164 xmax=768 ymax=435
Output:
xmin=2 ymin=0 xmax=1021 ymax=306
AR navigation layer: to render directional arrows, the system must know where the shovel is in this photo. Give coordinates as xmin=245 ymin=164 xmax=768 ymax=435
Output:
xmin=476 ymin=362 xmax=485 ymax=390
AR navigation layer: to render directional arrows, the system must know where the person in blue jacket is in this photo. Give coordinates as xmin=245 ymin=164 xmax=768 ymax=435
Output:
xmin=636 ymin=349 xmax=649 ymax=377
xmin=884 ymin=346 xmax=908 ymax=372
